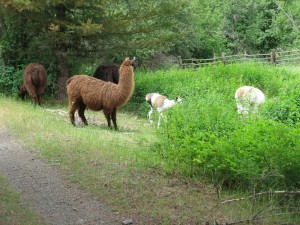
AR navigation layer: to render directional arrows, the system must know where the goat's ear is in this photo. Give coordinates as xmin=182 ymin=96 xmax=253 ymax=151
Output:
xmin=176 ymin=96 xmax=182 ymax=103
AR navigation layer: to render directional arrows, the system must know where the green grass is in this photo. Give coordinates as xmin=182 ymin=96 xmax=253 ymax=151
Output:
xmin=0 ymin=176 xmax=46 ymax=225
xmin=0 ymin=63 xmax=299 ymax=224
xmin=133 ymin=63 xmax=300 ymax=190
xmin=0 ymin=98 xmax=217 ymax=224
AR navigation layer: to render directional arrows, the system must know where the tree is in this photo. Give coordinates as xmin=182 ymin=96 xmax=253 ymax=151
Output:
xmin=270 ymin=0 xmax=300 ymax=49
xmin=0 ymin=0 xmax=186 ymax=98
xmin=170 ymin=0 xmax=226 ymax=59
xmin=222 ymin=0 xmax=300 ymax=54
xmin=222 ymin=0 xmax=279 ymax=53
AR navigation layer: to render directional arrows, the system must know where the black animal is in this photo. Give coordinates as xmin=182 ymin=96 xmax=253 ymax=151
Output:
xmin=93 ymin=64 xmax=120 ymax=84
xmin=93 ymin=60 xmax=137 ymax=84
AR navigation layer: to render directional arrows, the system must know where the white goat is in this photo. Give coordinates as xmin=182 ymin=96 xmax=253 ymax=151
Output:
xmin=235 ymin=86 xmax=265 ymax=115
xmin=145 ymin=93 xmax=182 ymax=127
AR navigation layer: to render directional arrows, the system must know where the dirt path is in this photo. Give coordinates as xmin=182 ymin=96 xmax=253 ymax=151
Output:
xmin=0 ymin=127 xmax=122 ymax=225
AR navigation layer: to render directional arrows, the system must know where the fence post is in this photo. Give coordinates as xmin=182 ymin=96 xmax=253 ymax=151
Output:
xmin=244 ymin=51 xmax=247 ymax=62
xmin=222 ymin=52 xmax=227 ymax=65
xmin=271 ymin=49 xmax=276 ymax=65
xmin=213 ymin=53 xmax=216 ymax=65
xmin=177 ymin=56 xmax=183 ymax=68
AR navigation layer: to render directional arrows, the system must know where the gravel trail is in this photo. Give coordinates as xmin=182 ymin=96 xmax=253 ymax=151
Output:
xmin=0 ymin=127 xmax=122 ymax=225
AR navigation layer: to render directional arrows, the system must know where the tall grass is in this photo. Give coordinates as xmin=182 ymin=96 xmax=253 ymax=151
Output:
xmin=134 ymin=63 xmax=300 ymax=191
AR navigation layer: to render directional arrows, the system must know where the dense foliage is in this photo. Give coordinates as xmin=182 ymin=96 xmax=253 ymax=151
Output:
xmin=0 ymin=0 xmax=186 ymax=97
xmin=172 ymin=0 xmax=300 ymax=58
xmin=133 ymin=64 xmax=300 ymax=191
xmin=0 ymin=0 xmax=300 ymax=97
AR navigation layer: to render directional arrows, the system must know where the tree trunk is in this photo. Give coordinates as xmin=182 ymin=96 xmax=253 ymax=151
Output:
xmin=55 ymin=3 xmax=69 ymax=99
xmin=57 ymin=52 xmax=69 ymax=99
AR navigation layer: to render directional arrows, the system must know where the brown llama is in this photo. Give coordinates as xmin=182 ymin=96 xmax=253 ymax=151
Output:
xmin=19 ymin=63 xmax=47 ymax=106
xmin=66 ymin=57 xmax=136 ymax=130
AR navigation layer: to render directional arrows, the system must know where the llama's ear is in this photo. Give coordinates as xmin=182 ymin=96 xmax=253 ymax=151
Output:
xmin=130 ymin=57 xmax=136 ymax=64
xmin=127 ymin=57 xmax=136 ymax=67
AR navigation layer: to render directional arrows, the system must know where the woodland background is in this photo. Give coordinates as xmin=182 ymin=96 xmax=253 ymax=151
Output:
xmin=0 ymin=0 xmax=300 ymax=98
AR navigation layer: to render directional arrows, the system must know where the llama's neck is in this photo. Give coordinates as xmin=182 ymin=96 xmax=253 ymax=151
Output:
xmin=114 ymin=65 xmax=135 ymax=106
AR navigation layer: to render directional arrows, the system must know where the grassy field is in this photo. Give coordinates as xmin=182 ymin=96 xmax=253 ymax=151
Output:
xmin=0 ymin=63 xmax=299 ymax=224
xmin=0 ymin=98 xmax=218 ymax=224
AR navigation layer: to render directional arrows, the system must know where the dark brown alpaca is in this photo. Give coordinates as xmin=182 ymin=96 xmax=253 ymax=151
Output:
xmin=19 ymin=63 xmax=47 ymax=105
xmin=93 ymin=60 xmax=137 ymax=84
xmin=66 ymin=57 xmax=136 ymax=130
xmin=93 ymin=64 xmax=119 ymax=84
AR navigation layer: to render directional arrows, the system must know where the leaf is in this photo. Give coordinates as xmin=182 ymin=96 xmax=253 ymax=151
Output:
xmin=48 ymin=23 xmax=60 ymax=32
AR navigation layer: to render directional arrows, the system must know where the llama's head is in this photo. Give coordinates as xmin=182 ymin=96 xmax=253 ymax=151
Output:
xmin=122 ymin=57 xmax=136 ymax=67
xmin=18 ymin=84 xmax=27 ymax=100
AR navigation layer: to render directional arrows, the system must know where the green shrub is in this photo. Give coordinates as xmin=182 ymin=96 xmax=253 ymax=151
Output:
xmin=262 ymin=81 xmax=300 ymax=126
xmin=0 ymin=65 xmax=23 ymax=96
xmin=133 ymin=63 xmax=300 ymax=191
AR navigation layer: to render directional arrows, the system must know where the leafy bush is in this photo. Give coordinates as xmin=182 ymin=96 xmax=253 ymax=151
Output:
xmin=134 ymin=63 xmax=300 ymax=191
xmin=0 ymin=65 xmax=23 ymax=96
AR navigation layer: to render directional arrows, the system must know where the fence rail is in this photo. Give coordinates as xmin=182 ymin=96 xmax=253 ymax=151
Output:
xmin=177 ymin=49 xmax=300 ymax=68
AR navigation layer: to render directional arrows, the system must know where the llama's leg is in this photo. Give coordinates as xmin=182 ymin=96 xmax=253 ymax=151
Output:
xmin=36 ymin=86 xmax=44 ymax=106
xmin=37 ymin=95 xmax=42 ymax=106
xmin=148 ymin=107 xmax=154 ymax=124
xmin=29 ymin=92 xmax=38 ymax=105
xmin=31 ymin=86 xmax=38 ymax=106
xmin=78 ymin=104 xmax=88 ymax=125
xmin=27 ymin=86 xmax=37 ymax=105
xmin=236 ymin=102 xmax=249 ymax=115
xmin=111 ymin=108 xmax=118 ymax=130
xmin=68 ymin=101 xmax=77 ymax=126
xmin=236 ymin=102 xmax=243 ymax=114
xmin=32 ymin=95 xmax=38 ymax=105
xmin=19 ymin=92 xmax=26 ymax=100
xmin=252 ymin=103 xmax=259 ymax=114
xmin=103 ymin=109 xmax=112 ymax=129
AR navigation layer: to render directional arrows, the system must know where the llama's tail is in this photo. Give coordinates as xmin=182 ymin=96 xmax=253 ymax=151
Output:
xmin=30 ymin=69 xmax=41 ymax=87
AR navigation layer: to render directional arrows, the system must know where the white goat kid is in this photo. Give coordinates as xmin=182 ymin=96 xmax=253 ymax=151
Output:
xmin=235 ymin=86 xmax=265 ymax=115
xmin=145 ymin=93 xmax=182 ymax=127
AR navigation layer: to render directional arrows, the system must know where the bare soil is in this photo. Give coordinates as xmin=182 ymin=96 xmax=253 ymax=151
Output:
xmin=0 ymin=126 xmax=123 ymax=225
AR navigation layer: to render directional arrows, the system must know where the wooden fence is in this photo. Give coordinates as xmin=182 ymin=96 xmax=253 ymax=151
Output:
xmin=174 ymin=49 xmax=300 ymax=68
